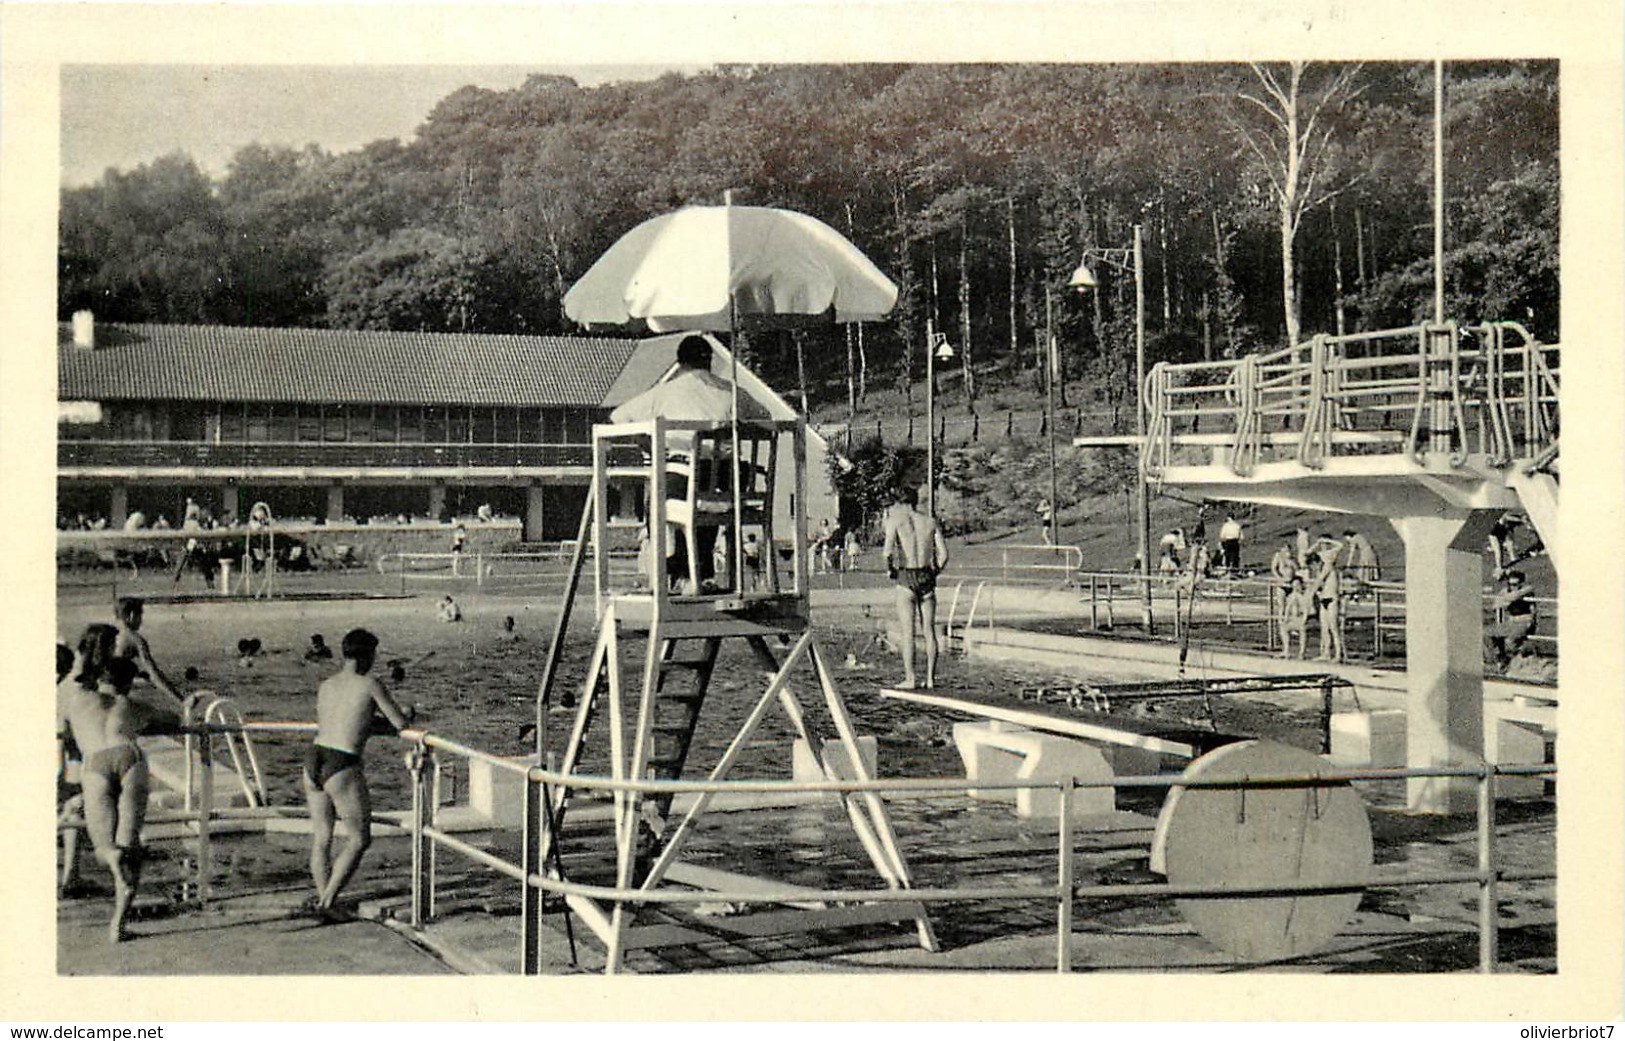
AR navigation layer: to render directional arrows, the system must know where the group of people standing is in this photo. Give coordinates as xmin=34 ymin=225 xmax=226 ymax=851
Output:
xmin=57 ymin=596 xmax=415 ymax=942
xmin=1156 ymin=509 xmax=1249 ymax=579
xmin=1270 ymin=528 xmax=1380 ymax=663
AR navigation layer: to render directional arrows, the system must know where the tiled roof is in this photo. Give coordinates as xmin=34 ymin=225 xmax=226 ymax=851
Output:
xmin=57 ymin=323 xmax=679 ymax=407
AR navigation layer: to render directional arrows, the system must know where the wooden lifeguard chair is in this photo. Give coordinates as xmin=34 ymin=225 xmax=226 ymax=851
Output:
xmin=532 ymin=415 xmax=937 ymax=973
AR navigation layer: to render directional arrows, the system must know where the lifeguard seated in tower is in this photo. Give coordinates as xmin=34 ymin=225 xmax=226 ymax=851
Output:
xmin=609 ymin=334 xmax=772 ymax=594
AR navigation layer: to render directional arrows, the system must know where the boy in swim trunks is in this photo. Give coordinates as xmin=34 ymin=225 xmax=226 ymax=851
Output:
xmin=113 ymin=597 xmax=185 ymax=704
xmin=57 ymin=643 xmax=86 ymax=896
xmin=882 ymin=486 xmax=949 ymax=690
xmin=58 ymin=624 xmax=184 ymax=942
xmin=303 ymin=628 xmax=415 ymax=918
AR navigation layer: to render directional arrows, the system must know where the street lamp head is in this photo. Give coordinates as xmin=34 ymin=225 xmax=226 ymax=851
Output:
xmin=1067 ymin=262 xmax=1098 ymax=291
xmin=935 ymin=341 xmax=955 ymax=361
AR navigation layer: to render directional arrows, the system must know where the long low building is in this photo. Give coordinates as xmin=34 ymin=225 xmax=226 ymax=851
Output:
xmin=57 ymin=315 xmax=835 ymax=542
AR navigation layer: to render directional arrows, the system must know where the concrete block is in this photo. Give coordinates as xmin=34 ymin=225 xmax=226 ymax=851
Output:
xmin=1329 ymin=710 xmax=1407 ymax=768
xmin=792 ymin=735 xmax=879 ymax=784
xmin=951 ymin=720 xmax=1116 ymax=818
xmin=467 ymin=754 xmax=540 ymax=826
xmin=1484 ymin=713 xmax=1549 ymax=799
xmin=1102 ymin=745 xmax=1163 ymax=780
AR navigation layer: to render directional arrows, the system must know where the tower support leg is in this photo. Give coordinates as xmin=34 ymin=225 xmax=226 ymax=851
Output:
xmin=1391 ymin=510 xmax=1499 ymax=814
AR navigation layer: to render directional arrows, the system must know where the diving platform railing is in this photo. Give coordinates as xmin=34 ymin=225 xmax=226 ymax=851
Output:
xmin=99 ymin=717 xmax=1555 ymax=975
xmin=1143 ymin=321 xmax=1559 ymax=478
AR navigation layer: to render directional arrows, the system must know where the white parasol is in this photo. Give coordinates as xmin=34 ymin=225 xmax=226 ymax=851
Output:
xmin=563 ymin=204 xmax=897 ymax=332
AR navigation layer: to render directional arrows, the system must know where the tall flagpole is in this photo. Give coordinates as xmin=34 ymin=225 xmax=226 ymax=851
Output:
xmin=1433 ymin=60 xmax=1446 ymax=324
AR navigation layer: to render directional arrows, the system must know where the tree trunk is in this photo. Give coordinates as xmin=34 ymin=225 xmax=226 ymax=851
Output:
xmin=1159 ymin=197 xmax=1172 ymax=326
xmin=1280 ymin=65 xmax=1304 ymax=347
xmin=1354 ymin=201 xmax=1368 ymax=332
xmin=1202 ymin=288 xmax=1213 ymax=361
xmin=1332 ymin=199 xmax=1347 ymax=337
xmin=1007 ymin=195 xmax=1019 ymax=365
xmin=845 ymin=325 xmax=857 ymax=422
xmin=793 ymin=329 xmax=810 ymax=416
xmin=958 ymin=206 xmax=975 ymax=410
xmin=857 ymin=322 xmax=868 ymax=405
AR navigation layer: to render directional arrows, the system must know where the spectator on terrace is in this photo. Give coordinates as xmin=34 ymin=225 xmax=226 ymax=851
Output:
xmin=1485 ymin=570 xmax=1536 ymax=671
xmin=1218 ymin=513 xmax=1244 ymax=572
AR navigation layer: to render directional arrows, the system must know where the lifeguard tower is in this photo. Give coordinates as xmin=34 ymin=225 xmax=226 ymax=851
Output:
xmin=532 ymin=412 xmax=937 ymax=972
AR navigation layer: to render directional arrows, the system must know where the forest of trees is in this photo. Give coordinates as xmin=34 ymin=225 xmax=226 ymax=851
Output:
xmin=59 ymin=61 xmax=1557 ymax=425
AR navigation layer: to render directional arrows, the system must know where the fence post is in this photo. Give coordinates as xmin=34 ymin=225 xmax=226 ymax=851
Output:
xmin=195 ymin=726 xmax=213 ymax=907
xmin=429 ymin=752 xmax=443 ymax=919
xmin=1477 ymin=766 xmax=1500 ymax=973
xmin=1088 ymin=574 xmax=1098 ymax=629
xmin=1056 ymin=778 xmax=1075 ymax=973
xmin=521 ymin=773 xmax=545 ymax=975
xmin=1373 ymin=588 xmax=1384 ymax=658
xmin=182 ymin=703 xmax=196 ymax=814
xmin=409 ymin=746 xmax=431 ymax=928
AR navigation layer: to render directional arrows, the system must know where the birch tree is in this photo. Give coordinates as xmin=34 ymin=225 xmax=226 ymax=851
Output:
xmin=1228 ymin=61 xmax=1364 ymax=347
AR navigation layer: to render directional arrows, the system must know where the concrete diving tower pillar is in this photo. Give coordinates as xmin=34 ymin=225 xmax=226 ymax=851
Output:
xmin=1126 ymin=321 xmax=1559 ymax=814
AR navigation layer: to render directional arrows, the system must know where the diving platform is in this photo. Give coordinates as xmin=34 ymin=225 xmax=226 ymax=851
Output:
xmin=1108 ymin=320 xmax=1559 ymax=813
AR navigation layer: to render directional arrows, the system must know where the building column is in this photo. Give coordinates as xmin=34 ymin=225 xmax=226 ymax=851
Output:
xmin=1390 ymin=510 xmax=1499 ymax=814
xmin=218 ymin=484 xmax=239 ymax=526
xmin=326 ymin=484 xmax=346 ymax=523
xmin=428 ymin=484 xmax=448 ymax=523
xmin=109 ymin=485 xmax=129 ymax=528
xmin=525 ymin=484 xmax=547 ymax=543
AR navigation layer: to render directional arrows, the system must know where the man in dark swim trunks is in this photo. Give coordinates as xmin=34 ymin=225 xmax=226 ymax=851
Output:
xmin=303 ymin=628 xmax=414 ymax=917
xmin=882 ymin=486 xmax=949 ymax=690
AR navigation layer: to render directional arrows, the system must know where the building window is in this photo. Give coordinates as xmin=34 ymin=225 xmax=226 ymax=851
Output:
xmin=447 ymin=407 xmax=470 ymax=444
xmin=349 ymin=404 xmax=373 ymax=443
xmin=323 ymin=405 xmax=347 ymax=442
xmin=219 ymin=404 xmax=245 ymax=443
xmin=471 ymin=407 xmax=495 ymax=444
xmin=399 ymin=406 xmax=424 ymax=443
xmin=563 ymin=408 xmax=589 ymax=444
xmin=169 ymin=404 xmax=205 ymax=441
xmin=518 ymin=408 xmax=542 ymax=444
xmin=375 ymin=406 xmax=398 ymax=443
xmin=424 ymin=406 xmax=446 ymax=443
xmin=246 ymin=404 xmax=271 ymax=443
xmin=297 ymin=406 xmax=322 ymax=442
xmin=269 ymin=404 xmax=297 ymax=443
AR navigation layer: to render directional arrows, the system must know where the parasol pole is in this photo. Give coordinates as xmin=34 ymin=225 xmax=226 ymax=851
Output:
xmin=726 ymin=192 xmax=745 ymax=593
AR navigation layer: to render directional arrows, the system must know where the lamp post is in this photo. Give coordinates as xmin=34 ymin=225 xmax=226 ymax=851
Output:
xmin=1069 ymin=223 xmax=1151 ymax=633
xmin=925 ymin=319 xmax=955 ymax=518
xmin=1043 ymin=287 xmax=1061 ymax=549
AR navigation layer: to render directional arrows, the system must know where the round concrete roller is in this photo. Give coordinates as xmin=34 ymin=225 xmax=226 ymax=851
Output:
xmin=1154 ymin=739 xmax=1373 ymax=963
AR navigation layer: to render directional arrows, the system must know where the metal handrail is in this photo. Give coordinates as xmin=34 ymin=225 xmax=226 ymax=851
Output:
xmin=1143 ymin=321 xmax=1559 ymax=477
xmin=166 ymin=717 xmax=1554 ymax=975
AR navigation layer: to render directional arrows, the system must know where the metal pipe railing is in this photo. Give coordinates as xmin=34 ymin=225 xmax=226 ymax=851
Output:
xmin=161 ymin=717 xmax=1554 ymax=976
xmin=1143 ymin=322 xmax=1558 ymax=477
